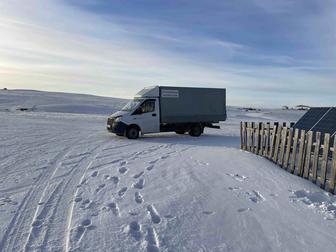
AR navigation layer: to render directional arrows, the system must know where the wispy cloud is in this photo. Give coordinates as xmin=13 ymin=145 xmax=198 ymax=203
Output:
xmin=0 ymin=0 xmax=335 ymax=106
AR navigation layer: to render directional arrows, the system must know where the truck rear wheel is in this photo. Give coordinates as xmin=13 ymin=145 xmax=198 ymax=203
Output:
xmin=126 ymin=126 xmax=139 ymax=139
xmin=189 ymin=124 xmax=202 ymax=137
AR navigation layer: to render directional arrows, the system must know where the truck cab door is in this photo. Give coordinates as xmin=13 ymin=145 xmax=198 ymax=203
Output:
xmin=132 ymin=98 xmax=160 ymax=134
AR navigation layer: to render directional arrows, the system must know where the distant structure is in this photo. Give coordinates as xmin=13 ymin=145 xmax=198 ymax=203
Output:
xmin=282 ymin=105 xmax=289 ymax=110
xmin=295 ymin=105 xmax=310 ymax=111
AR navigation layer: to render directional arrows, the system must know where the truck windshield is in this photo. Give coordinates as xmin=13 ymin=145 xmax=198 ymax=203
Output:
xmin=121 ymin=99 xmax=144 ymax=112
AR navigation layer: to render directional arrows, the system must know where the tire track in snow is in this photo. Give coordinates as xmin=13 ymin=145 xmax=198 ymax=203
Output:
xmin=0 ymin=146 xmax=73 ymax=252
xmin=65 ymin=140 xmax=124 ymax=251
xmin=30 ymin=140 xmax=110 ymax=251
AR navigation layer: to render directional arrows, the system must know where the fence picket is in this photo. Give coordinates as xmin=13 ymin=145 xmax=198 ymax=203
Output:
xmin=278 ymin=127 xmax=288 ymax=166
xmin=268 ymin=124 xmax=278 ymax=160
xmin=255 ymin=123 xmax=261 ymax=154
xmin=319 ymin=134 xmax=330 ymax=189
xmin=263 ymin=123 xmax=270 ymax=157
xmin=246 ymin=123 xmax=251 ymax=151
xmin=290 ymin=129 xmax=300 ymax=174
xmin=328 ymin=138 xmax=336 ymax=193
xmin=311 ymin=132 xmax=321 ymax=183
xmin=283 ymin=128 xmax=292 ymax=170
xmin=273 ymin=125 xmax=283 ymax=162
xmin=259 ymin=123 xmax=265 ymax=156
xmin=303 ymin=131 xmax=313 ymax=179
xmin=243 ymin=122 xmax=248 ymax=150
xmin=297 ymin=130 xmax=306 ymax=176
xmin=240 ymin=122 xmax=243 ymax=149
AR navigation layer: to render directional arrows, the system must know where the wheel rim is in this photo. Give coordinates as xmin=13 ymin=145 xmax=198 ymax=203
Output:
xmin=129 ymin=128 xmax=138 ymax=138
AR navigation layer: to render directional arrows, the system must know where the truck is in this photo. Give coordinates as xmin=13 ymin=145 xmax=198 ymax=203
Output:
xmin=107 ymin=86 xmax=226 ymax=139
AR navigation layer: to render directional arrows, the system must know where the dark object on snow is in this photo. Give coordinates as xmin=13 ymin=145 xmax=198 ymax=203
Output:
xmin=16 ymin=107 xmax=29 ymax=111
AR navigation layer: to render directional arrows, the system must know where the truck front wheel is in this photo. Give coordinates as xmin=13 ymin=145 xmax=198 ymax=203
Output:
xmin=189 ymin=124 xmax=202 ymax=137
xmin=126 ymin=126 xmax=139 ymax=139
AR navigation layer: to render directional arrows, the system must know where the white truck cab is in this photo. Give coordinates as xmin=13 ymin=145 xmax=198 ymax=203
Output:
xmin=107 ymin=86 xmax=226 ymax=139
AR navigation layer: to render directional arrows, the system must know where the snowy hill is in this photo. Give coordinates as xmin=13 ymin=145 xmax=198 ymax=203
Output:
xmin=1 ymin=90 xmax=335 ymax=252
xmin=0 ymin=89 xmax=127 ymax=114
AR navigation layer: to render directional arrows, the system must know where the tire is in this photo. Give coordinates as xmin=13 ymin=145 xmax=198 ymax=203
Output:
xmin=126 ymin=126 xmax=139 ymax=139
xmin=189 ymin=124 xmax=202 ymax=137
xmin=175 ymin=130 xmax=186 ymax=135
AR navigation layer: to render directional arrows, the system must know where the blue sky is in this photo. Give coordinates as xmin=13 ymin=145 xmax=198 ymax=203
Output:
xmin=0 ymin=0 xmax=335 ymax=107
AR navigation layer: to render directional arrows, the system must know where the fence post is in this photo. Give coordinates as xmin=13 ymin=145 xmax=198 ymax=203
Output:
xmin=297 ymin=129 xmax=306 ymax=176
xmin=263 ymin=123 xmax=270 ymax=157
xmin=255 ymin=122 xmax=261 ymax=154
xmin=303 ymin=131 xmax=313 ymax=179
xmin=290 ymin=129 xmax=300 ymax=174
xmin=311 ymin=132 xmax=321 ymax=184
xmin=251 ymin=122 xmax=255 ymax=153
xmin=243 ymin=122 xmax=248 ymax=150
xmin=328 ymin=137 xmax=336 ymax=193
xmin=247 ymin=122 xmax=252 ymax=152
xmin=240 ymin=122 xmax=243 ymax=149
xmin=268 ymin=124 xmax=278 ymax=160
xmin=278 ymin=127 xmax=288 ymax=166
xmin=259 ymin=123 xmax=265 ymax=156
xmin=283 ymin=128 xmax=293 ymax=170
xmin=273 ymin=125 xmax=283 ymax=162
xmin=319 ymin=133 xmax=330 ymax=189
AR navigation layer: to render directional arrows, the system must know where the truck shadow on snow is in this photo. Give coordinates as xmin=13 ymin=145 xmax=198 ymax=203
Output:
xmin=130 ymin=134 xmax=239 ymax=148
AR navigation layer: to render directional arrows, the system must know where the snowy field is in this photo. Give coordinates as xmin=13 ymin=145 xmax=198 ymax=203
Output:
xmin=1 ymin=90 xmax=336 ymax=252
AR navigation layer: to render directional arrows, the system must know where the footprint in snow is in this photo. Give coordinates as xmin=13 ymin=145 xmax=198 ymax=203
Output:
xmin=118 ymin=187 xmax=128 ymax=197
xmin=133 ymin=171 xmax=144 ymax=179
xmin=228 ymin=186 xmax=241 ymax=191
xmin=148 ymin=159 xmax=159 ymax=165
xmin=202 ymin=211 xmax=214 ymax=215
xmin=146 ymin=165 xmax=154 ymax=171
xmin=74 ymin=196 xmax=82 ymax=203
xmin=133 ymin=178 xmax=145 ymax=189
xmin=247 ymin=190 xmax=265 ymax=203
xmin=119 ymin=167 xmax=128 ymax=174
xmin=80 ymin=199 xmax=94 ymax=210
xmin=73 ymin=220 xmax=95 ymax=243
xmin=106 ymin=202 xmax=120 ymax=216
xmin=146 ymin=227 xmax=160 ymax=252
xmin=95 ymin=184 xmax=106 ymax=193
xmin=120 ymin=160 xmax=128 ymax=166
xmin=110 ymin=176 xmax=119 ymax=184
xmin=91 ymin=171 xmax=98 ymax=177
xmin=237 ymin=208 xmax=251 ymax=213
xmin=129 ymin=221 xmax=142 ymax=241
xmin=147 ymin=205 xmax=161 ymax=224
xmin=135 ymin=192 xmax=144 ymax=204
xmin=226 ymin=173 xmax=247 ymax=182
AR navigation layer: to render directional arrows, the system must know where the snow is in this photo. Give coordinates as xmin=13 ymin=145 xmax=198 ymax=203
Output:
xmin=1 ymin=89 xmax=336 ymax=252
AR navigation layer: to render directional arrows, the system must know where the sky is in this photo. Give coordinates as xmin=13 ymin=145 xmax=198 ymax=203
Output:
xmin=0 ymin=0 xmax=335 ymax=107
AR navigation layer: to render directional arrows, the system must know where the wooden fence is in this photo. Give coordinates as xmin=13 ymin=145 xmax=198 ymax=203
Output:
xmin=240 ymin=122 xmax=336 ymax=194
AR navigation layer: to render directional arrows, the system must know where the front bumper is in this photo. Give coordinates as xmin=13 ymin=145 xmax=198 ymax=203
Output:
xmin=107 ymin=118 xmax=127 ymax=135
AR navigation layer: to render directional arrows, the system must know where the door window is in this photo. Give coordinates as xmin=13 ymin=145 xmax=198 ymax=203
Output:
xmin=133 ymin=99 xmax=155 ymax=114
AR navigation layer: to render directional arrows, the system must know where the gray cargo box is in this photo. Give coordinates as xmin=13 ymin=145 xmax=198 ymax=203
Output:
xmin=159 ymin=86 xmax=226 ymax=124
